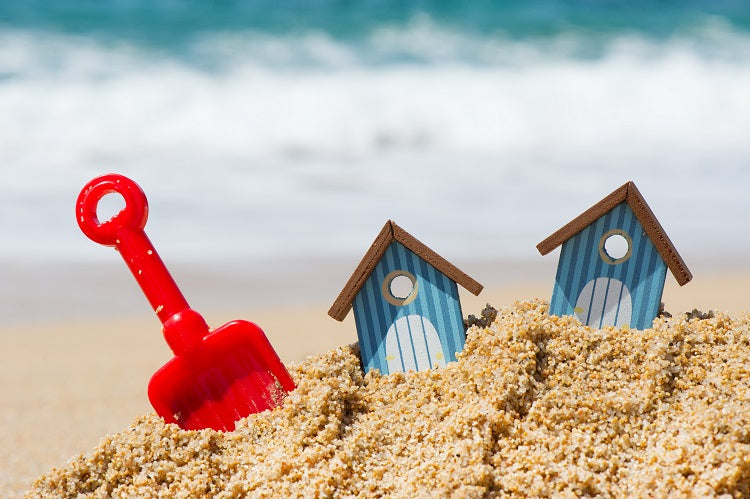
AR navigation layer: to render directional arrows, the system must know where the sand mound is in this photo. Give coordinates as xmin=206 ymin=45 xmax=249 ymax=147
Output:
xmin=28 ymin=301 xmax=750 ymax=497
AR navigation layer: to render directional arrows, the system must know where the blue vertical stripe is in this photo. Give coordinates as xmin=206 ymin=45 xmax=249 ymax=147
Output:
xmin=548 ymin=202 xmax=670 ymax=331
xmin=629 ymin=221 xmax=652 ymax=328
xmin=613 ymin=278 xmax=625 ymax=325
xmin=586 ymin=277 xmax=598 ymax=325
xmin=633 ymin=242 xmax=659 ymax=329
xmin=562 ymin=233 xmax=582 ymax=295
xmin=396 ymin=321 xmax=409 ymax=371
xmin=353 ymin=293 xmax=373 ymax=370
xmin=561 ymin=226 xmax=585 ymax=298
xmin=420 ymin=314 xmax=434 ymax=369
xmin=594 ymin=206 xmax=625 ymax=328
xmin=633 ymin=242 xmax=651 ymax=329
xmin=351 ymin=240 xmax=467 ymax=374
xmin=410 ymin=253 xmax=433 ymax=367
xmin=445 ymin=280 xmax=464 ymax=359
xmin=440 ymin=275 xmax=460 ymax=360
xmin=644 ymin=261 xmax=668 ymax=327
xmin=597 ymin=278 xmax=612 ymax=329
xmin=551 ymin=236 xmax=577 ymax=316
xmin=642 ymin=254 xmax=665 ymax=327
xmin=568 ymin=225 xmax=593 ymax=304
xmin=612 ymin=206 xmax=635 ymax=284
xmin=372 ymin=247 xmax=394 ymax=369
xmin=573 ymin=214 xmax=602 ymax=295
xmin=417 ymin=255 xmax=441 ymax=345
xmin=439 ymin=272 xmax=458 ymax=357
xmin=587 ymin=213 xmax=609 ymax=284
xmin=401 ymin=286 xmax=420 ymax=368
xmin=363 ymin=271 xmax=384 ymax=371
xmin=424 ymin=260 xmax=452 ymax=355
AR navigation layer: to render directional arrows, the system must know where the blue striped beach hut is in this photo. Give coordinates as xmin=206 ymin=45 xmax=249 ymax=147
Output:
xmin=537 ymin=181 xmax=692 ymax=330
xmin=328 ymin=220 xmax=483 ymax=375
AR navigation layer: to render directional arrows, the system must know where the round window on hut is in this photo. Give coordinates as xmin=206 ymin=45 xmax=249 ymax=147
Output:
xmin=599 ymin=229 xmax=632 ymax=265
xmin=382 ymin=270 xmax=418 ymax=306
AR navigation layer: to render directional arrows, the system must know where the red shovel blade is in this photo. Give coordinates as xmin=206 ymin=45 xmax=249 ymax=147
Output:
xmin=76 ymin=173 xmax=296 ymax=432
xmin=149 ymin=320 xmax=295 ymax=432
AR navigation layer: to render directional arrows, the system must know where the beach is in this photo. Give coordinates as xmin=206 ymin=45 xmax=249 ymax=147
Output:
xmin=2 ymin=1 xmax=750 ymax=496
xmin=2 ymin=259 xmax=748 ymax=497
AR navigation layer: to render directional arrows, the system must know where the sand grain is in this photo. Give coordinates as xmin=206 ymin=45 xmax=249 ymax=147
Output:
xmin=28 ymin=301 xmax=750 ymax=497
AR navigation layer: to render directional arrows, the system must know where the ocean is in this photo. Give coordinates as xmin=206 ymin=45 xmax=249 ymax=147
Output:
xmin=1 ymin=1 xmax=749 ymax=266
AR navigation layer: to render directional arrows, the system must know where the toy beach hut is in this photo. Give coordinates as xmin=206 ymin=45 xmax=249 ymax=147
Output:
xmin=536 ymin=181 xmax=692 ymax=330
xmin=329 ymin=220 xmax=483 ymax=375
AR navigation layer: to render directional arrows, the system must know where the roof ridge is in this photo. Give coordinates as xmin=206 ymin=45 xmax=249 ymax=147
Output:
xmin=623 ymin=183 xmax=692 ymax=285
xmin=537 ymin=181 xmax=692 ymax=286
xmin=328 ymin=220 xmax=482 ymax=321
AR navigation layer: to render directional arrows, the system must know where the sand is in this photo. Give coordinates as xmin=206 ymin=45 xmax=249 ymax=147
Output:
xmin=3 ymin=265 xmax=749 ymax=497
xmin=24 ymin=299 xmax=750 ymax=497
xmin=0 ymin=306 xmax=357 ymax=499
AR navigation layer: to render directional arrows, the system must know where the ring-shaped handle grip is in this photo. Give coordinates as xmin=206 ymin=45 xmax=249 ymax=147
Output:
xmin=76 ymin=173 xmax=149 ymax=246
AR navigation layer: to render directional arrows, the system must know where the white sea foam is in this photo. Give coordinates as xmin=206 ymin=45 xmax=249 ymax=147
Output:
xmin=1 ymin=24 xmax=749 ymax=263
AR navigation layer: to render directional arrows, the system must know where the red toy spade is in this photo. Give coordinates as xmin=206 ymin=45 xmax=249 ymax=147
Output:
xmin=76 ymin=174 xmax=295 ymax=431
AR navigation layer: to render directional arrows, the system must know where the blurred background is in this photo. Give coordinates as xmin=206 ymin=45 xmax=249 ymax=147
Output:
xmin=2 ymin=2 xmax=750 ymax=495
xmin=1 ymin=0 xmax=750 ymax=325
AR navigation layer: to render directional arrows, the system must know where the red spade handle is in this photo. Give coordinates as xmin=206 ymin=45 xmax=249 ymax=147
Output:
xmin=77 ymin=174 xmax=209 ymax=355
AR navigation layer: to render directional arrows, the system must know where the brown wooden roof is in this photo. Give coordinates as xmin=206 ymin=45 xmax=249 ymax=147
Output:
xmin=536 ymin=181 xmax=692 ymax=286
xmin=328 ymin=220 xmax=483 ymax=321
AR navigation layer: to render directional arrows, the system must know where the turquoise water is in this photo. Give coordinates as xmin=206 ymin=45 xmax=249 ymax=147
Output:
xmin=1 ymin=1 xmax=749 ymax=263
xmin=3 ymin=1 xmax=749 ymax=41
xmin=3 ymin=1 xmax=749 ymax=65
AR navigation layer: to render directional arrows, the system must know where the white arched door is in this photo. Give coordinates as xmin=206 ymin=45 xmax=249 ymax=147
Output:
xmin=384 ymin=314 xmax=446 ymax=373
xmin=574 ymin=277 xmax=632 ymax=328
